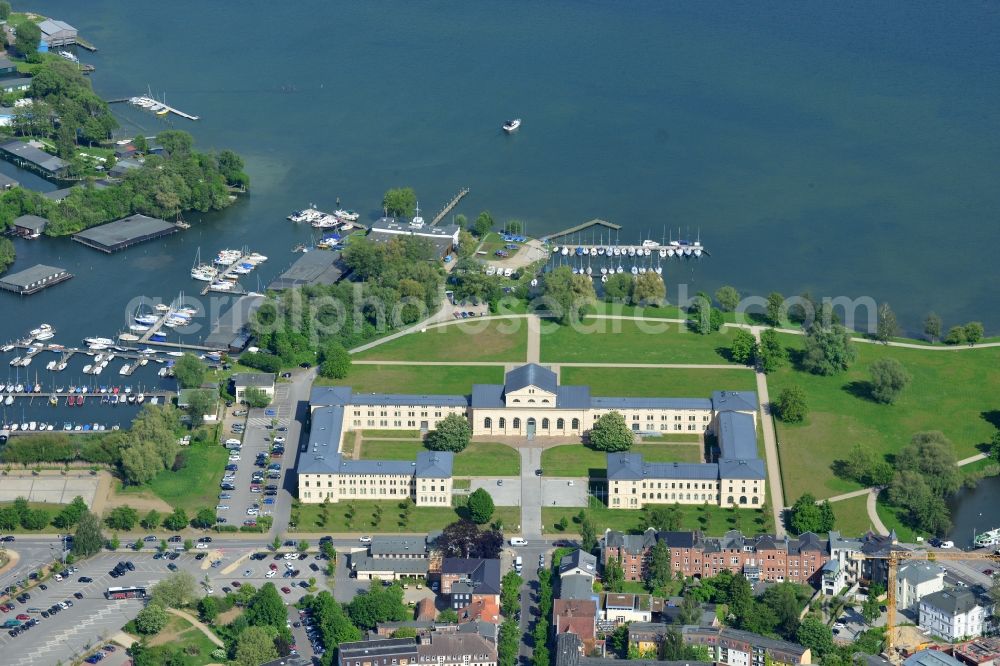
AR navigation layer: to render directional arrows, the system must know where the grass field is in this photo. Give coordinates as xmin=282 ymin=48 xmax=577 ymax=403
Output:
xmin=769 ymin=334 xmax=1000 ymax=501
xmin=541 ymin=443 xmax=703 ymax=477
xmin=355 ymin=318 xmax=528 ymax=363
xmin=361 ymin=430 xmax=421 ymax=439
xmin=359 ymin=439 xmax=520 ymax=476
xmin=559 ymin=367 xmax=755 ymax=397
xmin=291 ymin=500 xmax=519 ymax=533
xmin=119 ymin=445 xmax=229 ymax=513
xmin=316 ymin=364 xmax=503 ymax=394
xmin=541 ymin=500 xmax=772 ymax=536
xmin=828 ymin=494 xmax=876 ymax=537
xmin=0 ymin=501 xmax=70 ymax=533
xmin=540 ymin=319 xmax=739 ymax=364
xmin=140 ymin=613 xmax=220 ymax=665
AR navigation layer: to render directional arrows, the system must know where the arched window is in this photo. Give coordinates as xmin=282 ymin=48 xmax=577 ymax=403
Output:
xmin=739 ymin=496 xmax=748 ymax=505
xmin=542 ymin=418 xmax=550 ymax=430
xmin=727 ymin=496 xmax=734 ymax=505
xmin=512 ymin=399 xmax=520 ymax=403
xmin=513 ymin=418 xmax=521 ymax=429
xmin=571 ymin=418 xmax=580 ymax=430
xmin=542 ymin=399 xmax=550 ymax=404
xmin=484 ymin=417 xmax=492 ymax=429
xmin=498 ymin=417 xmax=506 ymax=429
xmin=641 ymin=493 xmax=646 ymax=500
xmin=557 ymin=418 xmax=565 ymax=429
xmin=751 ymin=496 xmax=759 ymax=505
xmin=528 ymin=399 xmax=535 ymax=403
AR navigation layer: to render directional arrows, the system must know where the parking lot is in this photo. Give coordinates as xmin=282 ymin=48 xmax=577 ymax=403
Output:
xmin=216 ymin=399 xmax=291 ymax=529
xmin=0 ymin=547 xmax=332 ymax=665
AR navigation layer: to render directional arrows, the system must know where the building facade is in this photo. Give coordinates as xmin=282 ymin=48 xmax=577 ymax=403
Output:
xmin=681 ymin=625 xmax=812 ymax=666
xmin=920 ymin=589 xmax=991 ymax=641
xmin=897 ymin=562 xmax=946 ymax=613
xmin=231 ymin=372 xmax=276 ymax=402
xmin=297 ymin=364 xmax=763 ymax=510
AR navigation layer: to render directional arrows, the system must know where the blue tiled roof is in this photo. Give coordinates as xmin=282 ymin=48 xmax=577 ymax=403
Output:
xmin=718 ymin=458 xmax=766 ymax=480
xmin=415 ymin=451 xmax=454 ymax=478
xmin=504 ymin=363 xmax=558 ymax=394
xmin=298 ymin=405 xmax=346 ymax=474
xmin=310 ymin=385 xmax=352 ymax=406
xmin=470 ymin=384 xmax=505 ymax=408
xmin=349 ymin=392 xmax=468 ymax=407
xmin=712 ymin=390 xmax=758 ymax=413
xmin=606 ymin=453 xmax=720 ymax=481
xmin=591 ymin=397 xmax=712 ymax=410
xmin=556 ymin=385 xmax=591 ymax=408
xmin=717 ymin=411 xmax=758 ymax=460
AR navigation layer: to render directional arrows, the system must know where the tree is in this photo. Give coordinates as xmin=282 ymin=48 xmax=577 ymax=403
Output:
xmin=185 ymin=389 xmax=217 ymax=423
xmin=436 ymin=520 xmax=504 ymax=559
xmin=774 ymin=386 xmax=808 ymax=423
xmin=173 ymin=353 xmax=206 ymax=389
xmin=425 ymin=413 xmax=472 ymax=452
xmin=868 ymin=358 xmax=911 ymax=404
xmin=730 ymin=329 xmax=758 ymax=365
xmin=757 ymin=328 xmax=787 ymax=373
xmin=0 ymin=2 xmax=10 ymax=21
xmin=346 ymin=582 xmax=408 ymax=630
xmin=382 ymin=187 xmax=417 ymax=218
xmin=501 ymin=570 xmax=523 ymax=617
xmin=862 ymin=587 xmax=882 ymax=625
xmin=965 ymin=321 xmax=985 ymax=346
xmin=152 ymin=571 xmax=197 ymax=608
xmin=467 ymin=488 xmax=495 ymax=524
xmin=472 ymin=210 xmax=494 ymax=237
xmin=319 ymin=342 xmax=351 ymax=379
xmin=542 ymin=265 xmax=596 ymax=326
xmin=235 ymin=625 xmax=279 ymax=666
xmin=797 ymin=615 xmax=834 ymax=657
xmin=603 ymin=556 xmax=624 ymax=592
xmin=192 ymin=507 xmax=216 ymax=529
xmin=20 ymin=508 xmax=49 ymax=530
xmin=678 ymin=593 xmax=702 ymax=625
xmin=766 ymin=292 xmax=786 ymax=326
xmin=14 ymin=20 xmax=41 ymax=58
xmin=438 ymin=608 xmax=460 ymax=624
xmin=688 ymin=292 xmax=723 ymax=334
xmin=603 ymin=273 xmax=634 ymax=303
xmin=246 ymin=583 xmax=287 ymax=629
xmin=141 ymin=509 xmax=162 ymax=530
xmin=106 ymin=505 xmax=138 ymax=531
xmin=646 ymin=540 xmax=671 ymax=592
xmin=944 ymin=325 xmax=967 ymax=345
xmin=162 ymin=508 xmax=189 ymax=531
xmin=589 ymin=411 xmax=633 ymax=452
xmin=72 ymin=511 xmax=104 ymax=557
xmin=801 ymin=323 xmax=857 ymax=375
xmin=632 ymin=271 xmax=665 ymax=306
xmin=135 ymin=603 xmax=168 ymax=634
xmin=875 ymin=303 xmax=898 ymax=343
xmin=243 ymin=387 xmax=271 ymax=408
xmin=727 ymin=574 xmax=755 ymax=627
xmin=645 ymin=504 xmax=682 ymax=532
xmin=896 ymin=431 xmax=961 ymax=497
xmin=580 ymin=515 xmax=597 ymax=553
xmin=887 ymin=471 xmax=951 ymax=535
xmin=788 ymin=493 xmax=834 ymax=535
xmin=53 ymin=496 xmax=88 ymax=529
xmin=923 ymin=312 xmax=942 ymax=343
xmin=297 ymin=539 xmax=309 ymax=553
xmin=198 ymin=595 xmax=219 ymax=623
xmin=0 ymin=238 xmax=14 ymax=274
xmin=715 ymin=286 xmax=740 ymax=312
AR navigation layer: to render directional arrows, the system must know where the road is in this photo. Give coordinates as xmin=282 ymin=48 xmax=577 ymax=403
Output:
xmin=511 ymin=542 xmax=551 ymax=664
xmin=520 ymin=449 xmax=543 ymax=537
xmin=751 ymin=326 xmax=786 ymax=536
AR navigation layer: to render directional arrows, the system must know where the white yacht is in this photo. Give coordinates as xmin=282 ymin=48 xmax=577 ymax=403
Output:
xmin=502 ymin=118 xmax=521 ymax=133
xmin=334 ymin=210 xmax=359 ymax=222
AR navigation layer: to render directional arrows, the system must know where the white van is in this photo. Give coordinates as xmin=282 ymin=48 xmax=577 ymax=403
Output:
xmin=514 ymin=556 xmax=523 ymax=573
xmin=509 ymin=537 xmax=527 ymax=547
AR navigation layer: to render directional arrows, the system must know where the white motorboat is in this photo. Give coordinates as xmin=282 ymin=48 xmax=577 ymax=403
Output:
xmin=9 ymin=356 xmax=20 ymax=366
xmin=58 ymin=50 xmax=79 ymax=63
xmin=119 ymin=333 xmax=140 ymax=342
xmin=83 ymin=364 xmax=92 ymax=373
xmin=85 ymin=337 xmax=114 ymax=346
xmin=502 ymin=118 xmax=521 ymax=133
xmin=641 ymin=240 xmax=660 ymax=248
xmin=20 ymin=357 xmax=31 ymax=367
xmin=46 ymin=360 xmax=56 ymax=370
xmin=154 ymin=303 xmax=171 ymax=312
xmin=334 ymin=210 xmax=359 ymax=222
xmin=659 ymin=248 xmax=667 ymax=258
xmin=166 ymin=351 xmax=184 ymax=357
xmin=129 ymin=324 xmax=150 ymax=333
xmin=57 ymin=362 xmax=67 ymax=371
xmin=119 ymin=364 xmax=130 ymax=375
xmin=34 ymin=331 xmax=54 ymax=341
xmin=974 ymin=528 xmax=1000 ymax=548
xmin=560 ymin=247 xmax=569 ymax=256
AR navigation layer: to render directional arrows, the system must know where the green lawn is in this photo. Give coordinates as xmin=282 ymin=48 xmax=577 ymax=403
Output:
xmin=361 ymin=429 xmax=421 ymax=439
xmin=875 ymin=493 xmax=924 ymax=542
xmin=316 ymin=364 xmax=503 ymax=394
xmin=542 ymin=500 xmax=772 ymax=536
xmin=540 ymin=319 xmax=739 ymax=364
xmin=769 ymin=334 xmax=1000 ymax=501
xmin=828 ymin=494 xmax=876 ymax=538
xmin=541 ymin=443 xmax=703 ymax=477
xmin=0 ymin=501 xmax=70 ymax=533
xmin=139 ymin=613 xmax=220 ymax=666
xmin=359 ymin=439 xmax=520 ymax=476
xmin=291 ymin=500 xmax=519 ymax=533
xmin=560 ymin=366 xmax=755 ymax=397
xmin=119 ymin=444 xmax=229 ymax=513
xmin=355 ymin=318 xmax=527 ymax=363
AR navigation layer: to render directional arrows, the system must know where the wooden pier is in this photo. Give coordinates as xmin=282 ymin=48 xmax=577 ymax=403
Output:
xmin=106 ymin=97 xmax=200 ymax=121
xmin=138 ymin=297 xmax=181 ymax=344
xmin=542 ymin=218 xmax=622 ymax=241
xmin=430 ymin=188 xmax=470 ymax=226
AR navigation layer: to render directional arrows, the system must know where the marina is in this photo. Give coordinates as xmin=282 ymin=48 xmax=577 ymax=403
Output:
xmin=542 ymin=230 xmax=709 ymax=282
xmin=113 ymin=95 xmax=201 ymax=121
xmin=430 ymin=187 xmax=471 ymax=226
xmin=195 ymin=248 xmax=268 ymax=295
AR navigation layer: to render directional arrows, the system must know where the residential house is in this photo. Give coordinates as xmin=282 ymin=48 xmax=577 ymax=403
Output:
xmin=440 ymin=558 xmax=501 ymax=614
xmin=553 ymin=599 xmax=597 ymax=650
xmin=602 ymin=528 xmax=658 ymax=582
xmin=559 ymin=550 xmax=598 ymax=581
xmin=38 ymin=19 xmax=78 ymax=47
xmin=555 ymin=633 xmax=713 ymax=666
xmin=12 ymin=214 xmax=47 ymax=238
xmin=0 ymin=78 xmax=32 ymax=94
xmin=0 ymin=57 xmax=17 ymax=76
xmin=821 ymin=560 xmax=846 ymax=596
xmin=109 ymin=157 xmax=142 ymax=179
xmin=599 ymin=593 xmax=652 ymax=625
xmin=339 ymin=638 xmax=419 ymax=666
xmin=415 ymin=631 xmax=497 ymax=666
xmin=681 ymin=625 xmax=812 ymax=665
xmin=559 ymin=574 xmax=597 ymax=602
xmin=920 ymin=589 xmax=991 ymax=641
xmin=897 ymin=562 xmax=946 ymax=613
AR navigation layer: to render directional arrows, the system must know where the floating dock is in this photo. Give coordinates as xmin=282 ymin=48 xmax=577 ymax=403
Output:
xmin=542 ymin=218 xmax=622 ymax=242
xmin=72 ymin=214 xmax=180 ymax=254
xmin=430 ymin=187 xmax=470 ymax=226
xmin=108 ymin=96 xmax=200 ymax=121
xmin=0 ymin=264 xmax=73 ymax=295
xmin=201 ymin=253 xmax=253 ymax=296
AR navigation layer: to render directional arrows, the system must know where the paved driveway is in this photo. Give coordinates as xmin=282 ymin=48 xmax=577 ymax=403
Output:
xmin=519 ymin=449 xmax=543 ymax=538
xmin=0 ymin=474 xmax=98 ymax=505
xmin=471 ymin=478 xmax=521 ymax=505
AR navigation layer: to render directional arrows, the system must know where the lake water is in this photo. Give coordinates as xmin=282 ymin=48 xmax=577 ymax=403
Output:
xmin=4 ymin=0 xmax=1000 ymax=343
xmin=947 ymin=475 xmax=1000 ymax=549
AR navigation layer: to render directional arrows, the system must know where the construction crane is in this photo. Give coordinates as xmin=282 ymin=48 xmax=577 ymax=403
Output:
xmin=882 ymin=549 xmax=1000 ymax=661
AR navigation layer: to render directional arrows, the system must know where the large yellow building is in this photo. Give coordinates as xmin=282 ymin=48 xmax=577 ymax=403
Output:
xmin=297 ymin=364 xmax=764 ymax=510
